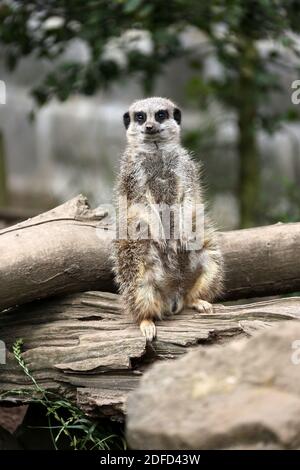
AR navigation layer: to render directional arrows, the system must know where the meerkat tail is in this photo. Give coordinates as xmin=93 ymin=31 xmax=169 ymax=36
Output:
xmin=140 ymin=319 xmax=156 ymax=341
xmin=123 ymin=283 xmax=162 ymax=341
xmin=125 ymin=266 xmax=164 ymax=341
xmin=133 ymin=282 xmax=164 ymax=341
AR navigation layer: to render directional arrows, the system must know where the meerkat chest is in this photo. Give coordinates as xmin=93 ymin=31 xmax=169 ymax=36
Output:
xmin=140 ymin=150 xmax=180 ymax=204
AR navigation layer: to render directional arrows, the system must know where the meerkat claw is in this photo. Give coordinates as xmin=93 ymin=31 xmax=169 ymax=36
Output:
xmin=190 ymin=299 xmax=213 ymax=313
xmin=169 ymin=296 xmax=184 ymax=315
xmin=140 ymin=319 xmax=156 ymax=341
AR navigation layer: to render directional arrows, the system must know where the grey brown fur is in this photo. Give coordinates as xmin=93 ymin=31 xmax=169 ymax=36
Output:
xmin=112 ymin=97 xmax=223 ymax=340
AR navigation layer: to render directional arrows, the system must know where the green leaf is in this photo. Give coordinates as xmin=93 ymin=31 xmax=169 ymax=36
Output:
xmin=124 ymin=0 xmax=143 ymax=14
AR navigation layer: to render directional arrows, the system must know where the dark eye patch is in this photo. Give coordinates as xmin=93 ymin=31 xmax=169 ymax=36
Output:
xmin=123 ymin=112 xmax=130 ymax=129
xmin=155 ymin=109 xmax=169 ymax=123
xmin=134 ymin=111 xmax=147 ymax=124
xmin=173 ymin=108 xmax=181 ymax=125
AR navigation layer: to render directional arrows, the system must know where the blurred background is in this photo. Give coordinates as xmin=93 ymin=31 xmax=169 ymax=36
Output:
xmin=1 ymin=1 xmax=300 ymax=448
xmin=0 ymin=0 xmax=300 ymax=230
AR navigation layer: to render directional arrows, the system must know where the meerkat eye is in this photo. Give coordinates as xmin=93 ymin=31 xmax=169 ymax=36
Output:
xmin=155 ymin=109 xmax=169 ymax=123
xmin=134 ymin=112 xmax=146 ymax=124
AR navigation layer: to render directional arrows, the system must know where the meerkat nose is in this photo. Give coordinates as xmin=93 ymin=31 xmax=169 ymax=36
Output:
xmin=145 ymin=123 xmax=158 ymax=134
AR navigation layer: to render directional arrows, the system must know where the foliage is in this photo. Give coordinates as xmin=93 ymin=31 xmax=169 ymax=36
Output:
xmin=1 ymin=1 xmax=300 ymax=225
xmin=0 ymin=1 xmax=299 ymax=107
xmin=0 ymin=339 xmax=125 ymax=450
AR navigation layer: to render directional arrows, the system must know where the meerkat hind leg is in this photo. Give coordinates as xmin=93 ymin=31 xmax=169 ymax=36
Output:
xmin=185 ymin=274 xmax=214 ymax=314
xmin=185 ymin=267 xmax=216 ymax=314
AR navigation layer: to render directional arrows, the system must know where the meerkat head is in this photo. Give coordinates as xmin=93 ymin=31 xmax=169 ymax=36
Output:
xmin=123 ymin=97 xmax=181 ymax=146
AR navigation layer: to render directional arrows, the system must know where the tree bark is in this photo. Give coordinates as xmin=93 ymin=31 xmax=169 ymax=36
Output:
xmin=1 ymin=291 xmax=300 ymax=419
xmin=220 ymin=222 xmax=300 ymax=300
xmin=0 ymin=194 xmax=114 ymax=310
xmin=0 ymin=194 xmax=300 ymax=310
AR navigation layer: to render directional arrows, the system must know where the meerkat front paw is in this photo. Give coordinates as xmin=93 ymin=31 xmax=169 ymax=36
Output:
xmin=189 ymin=299 xmax=213 ymax=313
xmin=140 ymin=319 xmax=156 ymax=341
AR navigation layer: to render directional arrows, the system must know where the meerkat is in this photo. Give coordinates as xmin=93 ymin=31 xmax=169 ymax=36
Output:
xmin=112 ymin=97 xmax=223 ymax=341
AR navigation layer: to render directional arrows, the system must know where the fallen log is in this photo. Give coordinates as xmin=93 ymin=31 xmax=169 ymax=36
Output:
xmin=0 ymin=194 xmax=300 ymax=311
xmin=0 ymin=195 xmax=113 ymax=311
xmin=1 ymin=292 xmax=300 ymax=419
xmin=220 ymin=223 xmax=300 ymax=300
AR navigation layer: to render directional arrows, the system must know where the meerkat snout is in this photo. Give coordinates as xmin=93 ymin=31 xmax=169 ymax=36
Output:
xmin=144 ymin=122 xmax=158 ymax=135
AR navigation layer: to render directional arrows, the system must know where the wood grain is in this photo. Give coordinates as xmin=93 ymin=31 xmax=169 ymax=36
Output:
xmin=1 ymin=291 xmax=300 ymax=419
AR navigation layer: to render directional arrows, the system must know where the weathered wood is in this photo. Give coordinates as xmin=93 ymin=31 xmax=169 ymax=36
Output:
xmin=1 ymin=292 xmax=300 ymax=419
xmin=0 ymin=195 xmax=300 ymax=311
xmin=220 ymin=223 xmax=300 ymax=300
xmin=0 ymin=195 xmax=114 ymax=310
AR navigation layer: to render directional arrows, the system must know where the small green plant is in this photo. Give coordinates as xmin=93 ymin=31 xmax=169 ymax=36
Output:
xmin=2 ymin=339 xmax=125 ymax=450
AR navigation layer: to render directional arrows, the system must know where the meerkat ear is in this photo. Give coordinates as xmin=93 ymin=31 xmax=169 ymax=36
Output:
xmin=173 ymin=108 xmax=182 ymax=125
xmin=123 ymin=112 xmax=130 ymax=129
